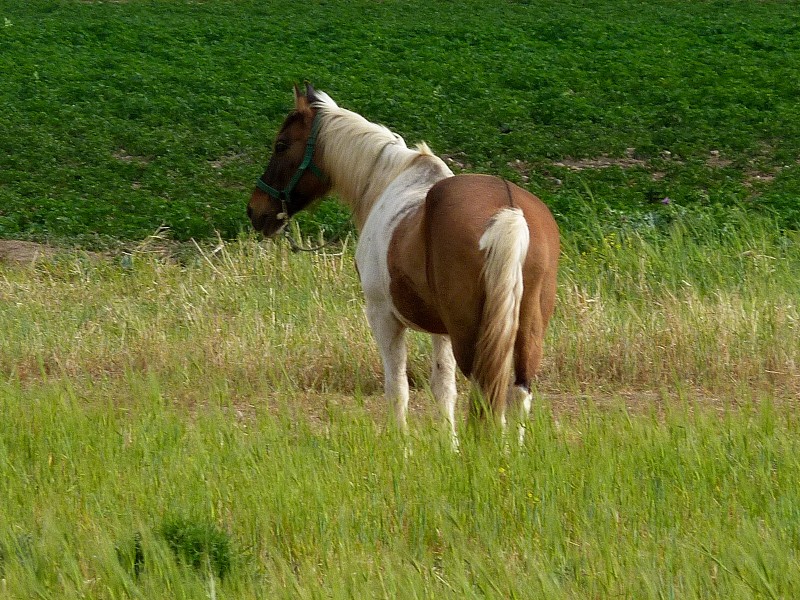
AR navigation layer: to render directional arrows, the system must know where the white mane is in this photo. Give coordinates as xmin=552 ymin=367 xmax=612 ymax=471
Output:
xmin=311 ymin=95 xmax=436 ymax=229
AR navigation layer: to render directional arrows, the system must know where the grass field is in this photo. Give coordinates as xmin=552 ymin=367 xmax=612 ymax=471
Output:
xmin=1 ymin=207 xmax=798 ymax=598
xmin=2 ymin=0 xmax=800 ymax=598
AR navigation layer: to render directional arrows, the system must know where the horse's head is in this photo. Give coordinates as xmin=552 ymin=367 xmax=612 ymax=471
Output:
xmin=248 ymin=83 xmax=333 ymax=237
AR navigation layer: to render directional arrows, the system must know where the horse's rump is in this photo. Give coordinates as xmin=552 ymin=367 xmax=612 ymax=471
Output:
xmin=421 ymin=175 xmax=560 ymax=413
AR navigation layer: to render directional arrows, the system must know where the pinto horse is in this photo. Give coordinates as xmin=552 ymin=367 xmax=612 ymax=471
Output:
xmin=249 ymin=84 xmax=559 ymax=440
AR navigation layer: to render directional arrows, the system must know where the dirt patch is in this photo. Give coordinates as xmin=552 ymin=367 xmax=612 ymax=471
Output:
xmin=746 ymin=172 xmax=776 ymax=185
xmin=0 ymin=240 xmax=58 ymax=265
xmin=208 ymin=151 xmax=249 ymax=171
xmin=553 ymin=154 xmax=647 ymax=171
xmin=232 ymin=384 xmax=794 ymax=435
xmin=112 ymin=148 xmax=151 ymax=165
xmin=0 ymin=240 xmax=105 ymax=266
xmin=508 ymin=149 xmax=650 ymax=185
xmin=510 ymin=148 xmax=792 ymax=190
xmin=705 ymin=150 xmax=732 ymax=169
xmin=442 ymin=153 xmax=473 ymax=172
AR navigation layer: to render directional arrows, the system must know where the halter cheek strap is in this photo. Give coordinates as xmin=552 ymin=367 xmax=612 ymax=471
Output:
xmin=256 ymin=113 xmax=327 ymax=220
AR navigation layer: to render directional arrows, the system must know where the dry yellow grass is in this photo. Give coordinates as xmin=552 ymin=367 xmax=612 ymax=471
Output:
xmin=1 ymin=225 xmax=797 ymax=419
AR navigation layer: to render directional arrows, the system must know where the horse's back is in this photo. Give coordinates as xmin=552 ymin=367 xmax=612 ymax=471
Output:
xmin=426 ymin=174 xmax=558 ymax=255
xmin=424 ymin=174 xmax=559 ymax=283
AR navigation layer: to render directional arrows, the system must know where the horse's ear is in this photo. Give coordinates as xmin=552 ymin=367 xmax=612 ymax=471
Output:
xmin=293 ymin=83 xmax=309 ymax=111
xmin=303 ymin=82 xmax=337 ymax=108
xmin=305 ymin=81 xmax=318 ymax=103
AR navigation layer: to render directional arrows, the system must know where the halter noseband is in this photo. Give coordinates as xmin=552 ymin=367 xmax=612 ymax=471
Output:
xmin=256 ymin=112 xmax=326 ymax=221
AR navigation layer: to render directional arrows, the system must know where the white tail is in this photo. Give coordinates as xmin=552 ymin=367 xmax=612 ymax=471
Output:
xmin=471 ymin=208 xmax=529 ymax=420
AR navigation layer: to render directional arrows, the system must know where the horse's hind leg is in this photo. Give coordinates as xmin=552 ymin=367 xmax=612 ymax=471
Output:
xmin=513 ymin=279 xmax=547 ymax=445
xmin=365 ymin=303 xmax=409 ymax=432
xmin=431 ymin=335 xmax=458 ymax=445
xmin=509 ymin=384 xmax=533 ymax=445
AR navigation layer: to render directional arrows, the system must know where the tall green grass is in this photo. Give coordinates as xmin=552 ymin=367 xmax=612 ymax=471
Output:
xmin=553 ymin=201 xmax=800 ymax=392
xmin=0 ymin=209 xmax=798 ymax=597
xmin=1 ymin=378 xmax=799 ymax=598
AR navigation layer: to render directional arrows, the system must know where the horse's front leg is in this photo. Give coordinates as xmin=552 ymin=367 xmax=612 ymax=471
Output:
xmin=365 ymin=302 xmax=409 ymax=431
xmin=431 ymin=335 xmax=458 ymax=444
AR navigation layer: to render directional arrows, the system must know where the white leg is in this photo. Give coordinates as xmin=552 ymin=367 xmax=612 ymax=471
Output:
xmin=509 ymin=385 xmax=533 ymax=446
xmin=431 ymin=335 xmax=458 ymax=445
xmin=365 ymin=302 xmax=409 ymax=431
xmin=497 ymin=398 xmax=508 ymax=431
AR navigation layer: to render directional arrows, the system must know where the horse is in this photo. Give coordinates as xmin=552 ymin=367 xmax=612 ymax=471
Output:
xmin=248 ymin=83 xmax=559 ymax=442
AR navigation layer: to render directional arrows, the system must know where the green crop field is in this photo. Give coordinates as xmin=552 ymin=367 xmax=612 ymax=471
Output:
xmin=1 ymin=0 xmax=800 ymax=243
xmin=1 ymin=1 xmax=800 ymax=598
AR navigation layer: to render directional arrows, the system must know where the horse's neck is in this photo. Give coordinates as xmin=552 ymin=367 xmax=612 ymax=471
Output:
xmin=328 ymin=143 xmax=423 ymax=229
xmin=318 ymin=109 xmax=450 ymax=231
xmin=355 ymin=155 xmax=453 ymax=231
xmin=350 ymin=145 xmax=422 ymax=229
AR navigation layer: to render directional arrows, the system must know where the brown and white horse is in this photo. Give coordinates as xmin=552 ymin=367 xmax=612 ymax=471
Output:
xmin=249 ymin=84 xmax=559 ymax=441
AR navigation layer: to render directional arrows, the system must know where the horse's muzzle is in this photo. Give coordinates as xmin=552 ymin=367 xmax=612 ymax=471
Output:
xmin=248 ymin=211 xmax=269 ymax=235
xmin=248 ymin=190 xmax=284 ymax=237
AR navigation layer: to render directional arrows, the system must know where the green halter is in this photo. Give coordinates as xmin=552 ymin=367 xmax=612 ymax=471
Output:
xmin=256 ymin=112 xmax=326 ymax=220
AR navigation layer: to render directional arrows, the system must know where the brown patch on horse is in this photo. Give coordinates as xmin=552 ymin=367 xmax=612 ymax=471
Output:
xmin=388 ymin=209 xmax=446 ymax=335
xmin=389 ymin=174 xmax=559 ymax=415
xmin=510 ymin=182 xmax=560 ymax=388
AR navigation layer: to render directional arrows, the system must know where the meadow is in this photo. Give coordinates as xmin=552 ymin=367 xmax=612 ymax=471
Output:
xmin=1 ymin=0 xmax=800 ymax=598
xmin=1 ymin=207 xmax=799 ymax=598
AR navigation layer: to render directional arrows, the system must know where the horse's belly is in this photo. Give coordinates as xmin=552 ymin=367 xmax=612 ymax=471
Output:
xmin=389 ymin=274 xmax=446 ymax=334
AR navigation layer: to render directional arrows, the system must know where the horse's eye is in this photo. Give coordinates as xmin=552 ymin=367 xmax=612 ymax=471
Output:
xmin=274 ymin=140 xmax=289 ymax=154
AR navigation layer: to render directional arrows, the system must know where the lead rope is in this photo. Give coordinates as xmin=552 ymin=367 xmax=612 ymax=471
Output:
xmin=282 ymin=223 xmax=341 ymax=253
